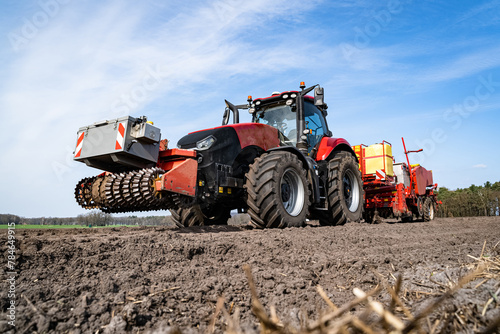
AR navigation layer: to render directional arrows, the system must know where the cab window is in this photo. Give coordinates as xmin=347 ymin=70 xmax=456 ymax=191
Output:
xmin=304 ymin=102 xmax=327 ymax=152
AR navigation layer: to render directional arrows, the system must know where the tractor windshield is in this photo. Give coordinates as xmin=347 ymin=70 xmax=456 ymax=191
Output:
xmin=255 ymin=104 xmax=297 ymax=146
xmin=255 ymin=101 xmax=327 ymax=151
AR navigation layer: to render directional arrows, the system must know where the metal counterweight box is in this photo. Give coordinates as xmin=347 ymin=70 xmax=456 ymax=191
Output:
xmin=73 ymin=116 xmax=161 ymax=172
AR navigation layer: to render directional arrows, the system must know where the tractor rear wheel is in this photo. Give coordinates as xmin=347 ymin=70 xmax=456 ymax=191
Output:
xmin=245 ymin=151 xmax=310 ymax=228
xmin=314 ymin=151 xmax=363 ymax=226
xmin=171 ymin=204 xmax=231 ymax=227
xmin=423 ymin=197 xmax=435 ymax=222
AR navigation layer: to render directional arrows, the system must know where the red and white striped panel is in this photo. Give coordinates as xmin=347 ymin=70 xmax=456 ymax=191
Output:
xmin=375 ymin=169 xmax=386 ymax=180
xmin=74 ymin=132 xmax=85 ymax=158
xmin=115 ymin=123 xmax=125 ymax=150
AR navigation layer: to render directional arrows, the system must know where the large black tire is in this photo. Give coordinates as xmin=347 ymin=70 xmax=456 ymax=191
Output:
xmin=423 ymin=197 xmax=435 ymax=222
xmin=313 ymin=151 xmax=363 ymax=226
xmin=245 ymin=151 xmax=310 ymax=228
xmin=170 ymin=204 xmax=231 ymax=227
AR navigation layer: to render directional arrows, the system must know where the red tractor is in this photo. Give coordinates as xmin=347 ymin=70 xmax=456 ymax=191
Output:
xmin=74 ymin=82 xmax=364 ymax=228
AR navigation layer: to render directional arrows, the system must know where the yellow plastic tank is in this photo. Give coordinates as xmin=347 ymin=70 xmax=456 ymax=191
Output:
xmin=363 ymin=143 xmax=394 ymax=177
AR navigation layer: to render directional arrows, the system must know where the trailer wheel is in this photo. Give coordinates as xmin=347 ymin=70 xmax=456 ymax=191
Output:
xmin=314 ymin=151 xmax=363 ymax=226
xmin=245 ymin=151 xmax=310 ymax=228
xmin=423 ymin=197 xmax=435 ymax=222
xmin=363 ymin=210 xmax=374 ymax=223
xmin=171 ymin=204 xmax=231 ymax=227
xmin=363 ymin=209 xmax=383 ymax=224
xmin=417 ymin=197 xmax=424 ymax=217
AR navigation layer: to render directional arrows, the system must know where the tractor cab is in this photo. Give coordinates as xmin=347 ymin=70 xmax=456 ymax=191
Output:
xmin=252 ymin=95 xmax=328 ymax=153
xmin=249 ymin=83 xmax=331 ymax=155
xmin=222 ymin=83 xmax=331 ymax=155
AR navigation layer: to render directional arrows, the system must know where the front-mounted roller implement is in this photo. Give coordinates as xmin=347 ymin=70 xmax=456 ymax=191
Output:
xmin=74 ymin=116 xmax=199 ymax=213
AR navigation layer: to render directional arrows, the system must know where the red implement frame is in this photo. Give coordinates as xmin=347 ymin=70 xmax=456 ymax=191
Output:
xmin=359 ymin=138 xmax=439 ymax=220
xmin=402 ymin=137 xmax=422 ymax=196
xmin=155 ymin=148 xmax=198 ymax=197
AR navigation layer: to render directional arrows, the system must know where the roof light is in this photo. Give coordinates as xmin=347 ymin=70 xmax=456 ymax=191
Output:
xmin=282 ymin=94 xmax=289 ymax=99
xmin=300 ymin=82 xmax=306 ymax=89
xmin=290 ymin=93 xmax=297 ymax=98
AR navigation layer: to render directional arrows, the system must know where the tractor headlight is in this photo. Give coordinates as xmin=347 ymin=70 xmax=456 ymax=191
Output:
xmin=196 ymin=135 xmax=216 ymax=151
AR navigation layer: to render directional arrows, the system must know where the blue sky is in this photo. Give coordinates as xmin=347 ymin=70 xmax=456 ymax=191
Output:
xmin=0 ymin=0 xmax=499 ymax=217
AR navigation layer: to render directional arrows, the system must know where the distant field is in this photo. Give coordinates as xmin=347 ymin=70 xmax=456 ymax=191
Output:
xmin=0 ymin=224 xmax=135 ymax=229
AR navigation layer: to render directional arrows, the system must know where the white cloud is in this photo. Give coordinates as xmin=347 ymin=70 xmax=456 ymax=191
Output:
xmin=417 ymin=46 xmax=500 ymax=83
xmin=473 ymin=164 xmax=487 ymax=168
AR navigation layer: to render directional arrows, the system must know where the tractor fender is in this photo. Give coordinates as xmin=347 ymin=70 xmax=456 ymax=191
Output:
xmin=266 ymin=146 xmax=321 ymax=205
xmin=316 ymin=137 xmax=358 ymax=162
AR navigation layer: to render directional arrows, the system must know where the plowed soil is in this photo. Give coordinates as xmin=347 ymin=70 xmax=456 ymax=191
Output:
xmin=1 ymin=216 xmax=499 ymax=333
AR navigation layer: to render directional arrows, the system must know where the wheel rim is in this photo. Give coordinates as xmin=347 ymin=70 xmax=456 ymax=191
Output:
xmin=343 ymin=169 xmax=360 ymax=212
xmin=429 ymin=202 xmax=434 ymax=220
xmin=280 ymin=168 xmax=305 ymax=216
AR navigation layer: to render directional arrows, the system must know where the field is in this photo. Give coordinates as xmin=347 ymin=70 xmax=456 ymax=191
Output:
xmin=0 ymin=225 xmax=135 ymax=229
xmin=1 ymin=216 xmax=499 ymax=333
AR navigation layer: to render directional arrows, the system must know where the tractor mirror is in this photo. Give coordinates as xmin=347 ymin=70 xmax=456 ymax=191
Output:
xmin=222 ymin=107 xmax=230 ymax=125
xmin=224 ymin=100 xmax=240 ymax=124
xmin=314 ymin=86 xmax=324 ymax=106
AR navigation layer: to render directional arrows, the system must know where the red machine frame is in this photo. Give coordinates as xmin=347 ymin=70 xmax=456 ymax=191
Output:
xmin=357 ymin=138 xmax=439 ymax=222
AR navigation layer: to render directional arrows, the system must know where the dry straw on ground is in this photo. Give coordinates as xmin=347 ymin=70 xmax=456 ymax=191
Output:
xmin=207 ymin=241 xmax=500 ymax=334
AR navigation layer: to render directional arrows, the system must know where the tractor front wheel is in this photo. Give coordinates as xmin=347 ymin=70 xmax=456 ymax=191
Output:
xmin=171 ymin=204 xmax=231 ymax=227
xmin=245 ymin=151 xmax=310 ymax=228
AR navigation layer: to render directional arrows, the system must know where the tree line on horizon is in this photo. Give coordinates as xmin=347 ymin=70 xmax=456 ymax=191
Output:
xmin=436 ymin=181 xmax=500 ymax=218
xmin=1 ymin=181 xmax=498 ymax=225
xmin=0 ymin=212 xmax=174 ymax=226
